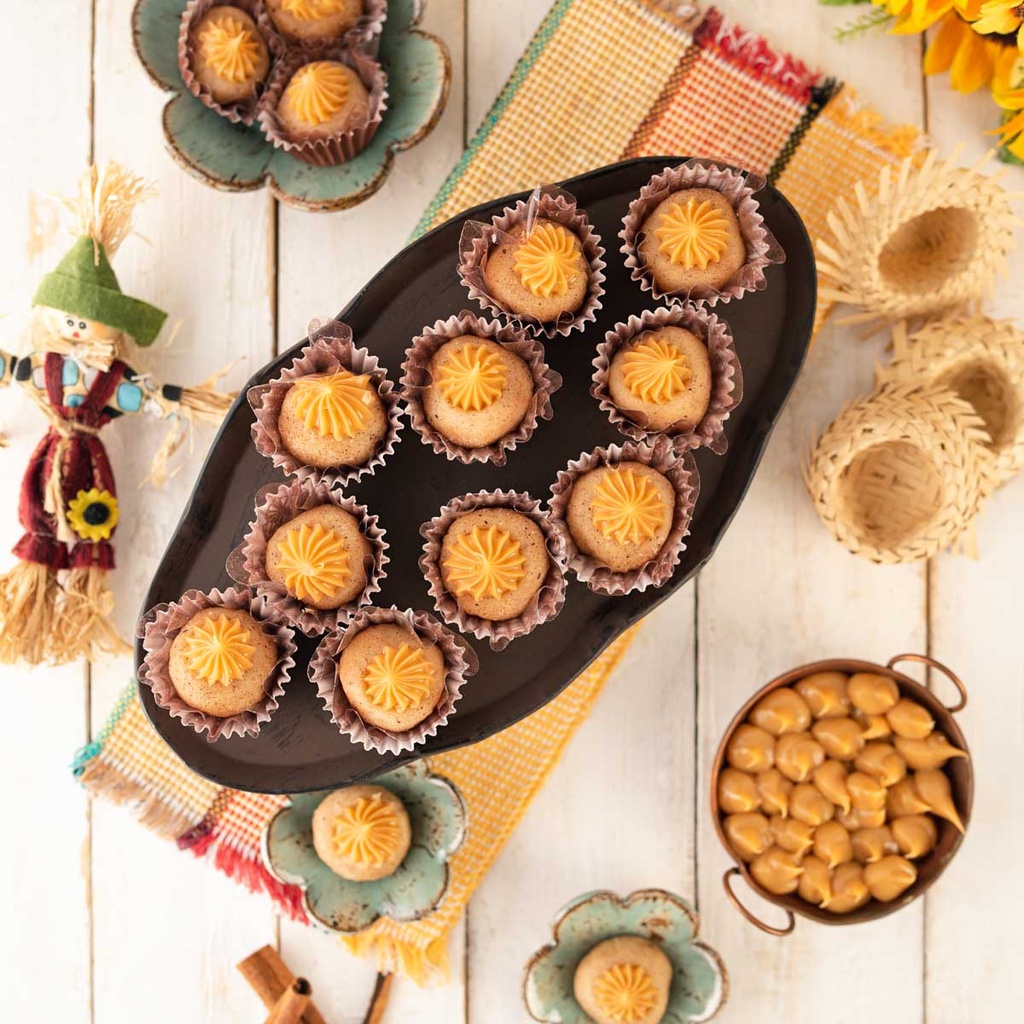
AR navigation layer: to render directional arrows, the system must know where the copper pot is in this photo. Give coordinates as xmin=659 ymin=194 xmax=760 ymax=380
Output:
xmin=711 ymin=653 xmax=972 ymax=934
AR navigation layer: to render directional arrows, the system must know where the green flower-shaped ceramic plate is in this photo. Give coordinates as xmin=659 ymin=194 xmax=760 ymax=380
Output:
xmin=524 ymin=889 xmax=728 ymax=1024
xmin=132 ymin=0 xmax=450 ymax=210
xmin=262 ymin=761 xmax=467 ymax=933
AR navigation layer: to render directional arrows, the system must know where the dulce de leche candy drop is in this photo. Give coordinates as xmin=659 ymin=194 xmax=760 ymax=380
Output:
xmin=749 ymin=687 xmax=812 ymax=736
xmin=887 ymin=777 xmax=931 ymax=818
xmin=812 ymin=717 xmax=866 ymax=760
xmin=913 ymin=769 xmax=965 ymax=833
xmin=847 ymin=772 xmax=888 ymax=811
xmin=770 ymin=815 xmax=815 ymax=856
xmin=854 ymin=743 xmax=907 ymax=787
xmin=726 ymin=724 xmax=775 ymax=773
xmin=717 ymin=767 xmax=761 ymax=814
xmin=794 ymin=671 xmax=850 ymax=719
xmin=854 ymin=710 xmax=892 ymax=741
xmin=789 ymin=783 xmax=836 ymax=826
xmin=798 ymin=855 xmax=833 ymax=907
xmin=813 ymin=820 xmax=853 ymax=868
xmin=756 ymin=768 xmax=793 ymax=818
xmin=891 ymin=814 xmax=938 ymax=859
xmin=850 ymin=826 xmax=897 ymax=864
xmin=886 ymin=697 xmax=935 ymax=739
xmin=750 ymin=847 xmax=803 ymax=895
xmin=864 ymin=855 xmax=917 ymax=902
xmin=894 ymin=733 xmax=968 ymax=771
xmin=812 ymin=759 xmax=852 ymax=814
xmin=827 ymin=862 xmax=871 ymax=914
xmin=848 ymin=672 xmax=900 ymax=715
xmin=838 ymin=805 xmax=887 ymax=830
xmin=723 ymin=812 xmax=772 ymax=862
xmin=775 ymin=732 xmax=825 ymax=783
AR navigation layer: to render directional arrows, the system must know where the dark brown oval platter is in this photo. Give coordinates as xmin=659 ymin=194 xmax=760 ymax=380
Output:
xmin=136 ymin=156 xmax=817 ymax=793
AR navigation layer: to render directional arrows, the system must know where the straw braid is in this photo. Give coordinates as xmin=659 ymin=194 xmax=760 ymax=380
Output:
xmin=816 ymin=149 xmax=1021 ymax=325
xmin=804 ymin=382 xmax=990 ymax=564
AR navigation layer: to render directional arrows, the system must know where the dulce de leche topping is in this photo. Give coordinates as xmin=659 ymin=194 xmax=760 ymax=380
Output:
xmin=283 ymin=61 xmax=353 ymax=127
xmin=794 ymin=671 xmax=850 ymax=719
xmin=620 ymin=337 xmax=692 ymax=404
xmin=654 ymin=198 xmax=731 ymax=269
xmin=813 ymin=820 xmax=853 ymax=869
xmin=590 ymin=468 xmax=666 ymax=545
xmin=812 ymin=759 xmax=852 ymax=814
xmin=894 ymin=733 xmax=968 ymax=771
xmin=361 ymin=643 xmax=436 ymax=713
xmin=855 ymin=742 xmax=907 ymax=787
xmin=750 ymin=847 xmax=803 ymax=895
xmin=329 ymin=791 xmax=405 ymax=868
xmin=774 ymin=732 xmax=825 ymax=783
xmin=770 ymin=815 xmax=815 ymax=857
xmin=717 ymin=767 xmax=761 ymax=814
xmin=435 ymin=342 xmax=507 ymax=411
xmin=514 ymin=222 xmax=580 ymax=298
xmin=827 ymin=863 xmax=870 ymax=914
xmin=750 ymin=687 xmax=812 ymax=737
xmin=592 ymin=964 xmax=659 ymax=1024
xmin=913 ymin=769 xmax=965 ymax=833
xmin=847 ymin=771 xmax=887 ymax=812
xmin=291 ymin=370 xmax=374 ymax=439
xmin=848 ymin=672 xmax=900 ymax=716
xmin=890 ymin=814 xmax=938 ymax=859
xmin=798 ymin=855 xmax=833 ymax=907
xmin=789 ymin=783 xmax=835 ymax=826
xmin=864 ymin=855 xmax=917 ymax=902
xmin=181 ymin=612 xmax=255 ymax=685
xmin=723 ymin=812 xmax=771 ymax=862
xmin=282 ymin=0 xmax=350 ymax=19
xmin=812 ymin=717 xmax=866 ymax=760
xmin=274 ymin=521 xmax=350 ymax=605
xmin=442 ymin=524 xmax=527 ymax=601
xmin=850 ymin=826 xmax=897 ymax=865
xmin=197 ymin=11 xmax=263 ymax=84
xmin=886 ymin=698 xmax=934 ymax=739
xmin=756 ymin=768 xmax=792 ymax=817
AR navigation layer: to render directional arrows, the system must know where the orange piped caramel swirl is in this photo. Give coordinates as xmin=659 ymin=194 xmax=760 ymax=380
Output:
xmin=655 ymin=198 xmax=731 ymax=269
xmin=592 ymin=964 xmax=659 ymax=1024
xmin=275 ymin=522 xmax=351 ymax=604
xmin=181 ymin=613 xmax=255 ymax=685
xmin=435 ymin=342 xmax=506 ymax=411
xmin=443 ymin=525 xmax=527 ymax=601
xmin=514 ymin=222 xmax=579 ymax=298
xmin=283 ymin=61 xmax=352 ymax=126
xmin=329 ymin=792 xmax=405 ymax=868
xmin=620 ymin=337 xmax=692 ymax=404
xmin=282 ymin=0 xmax=350 ymax=19
xmin=197 ymin=12 xmax=263 ymax=84
xmin=291 ymin=370 xmax=374 ymax=438
xmin=362 ymin=643 xmax=435 ymax=713
xmin=591 ymin=469 xmax=666 ymax=545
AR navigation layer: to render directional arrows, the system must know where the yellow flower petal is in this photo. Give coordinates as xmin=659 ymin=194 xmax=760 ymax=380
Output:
xmin=924 ymin=12 xmax=965 ymax=74
xmin=952 ymin=28 xmax=998 ymax=91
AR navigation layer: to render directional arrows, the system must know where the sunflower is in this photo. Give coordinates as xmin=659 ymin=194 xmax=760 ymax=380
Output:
xmin=925 ymin=8 xmax=1003 ymax=90
xmin=873 ymin=0 xmax=957 ymax=33
xmin=67 ymin=488 xmax=119 ymax=542
xmin=988 ymin=46 xmax=1024 ymax=157
xmin=971 ymin=1 xmax=1024 ymax=54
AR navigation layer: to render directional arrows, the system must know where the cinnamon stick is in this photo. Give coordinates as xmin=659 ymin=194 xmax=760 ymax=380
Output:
xmin=266 ymin=979 xmax=312 ymax=1024
xmin=237 ymin=946 xmax=327 ymax=1024
xmin=362 ymin=973 xmax=393 ymax=1024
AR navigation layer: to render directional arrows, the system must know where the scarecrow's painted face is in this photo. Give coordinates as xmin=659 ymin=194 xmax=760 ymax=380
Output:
xmin=43 ymin=307 xmax=121 ymax=345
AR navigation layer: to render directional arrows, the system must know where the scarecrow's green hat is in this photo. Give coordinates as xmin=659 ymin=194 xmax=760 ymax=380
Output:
xmin=33 ymin=235 xmax=167 ymax=347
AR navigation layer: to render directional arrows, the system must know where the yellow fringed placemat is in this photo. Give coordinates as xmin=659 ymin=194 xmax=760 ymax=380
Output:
xmin=76 ymin=0 xmax=923 ymax=981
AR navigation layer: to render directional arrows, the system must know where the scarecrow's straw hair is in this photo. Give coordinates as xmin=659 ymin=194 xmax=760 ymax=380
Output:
xmin=64 ymin=162 xmax=157 ymax=261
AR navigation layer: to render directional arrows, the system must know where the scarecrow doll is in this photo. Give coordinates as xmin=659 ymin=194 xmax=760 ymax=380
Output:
xmin=0 ymin=163 xmax=234 ymax=666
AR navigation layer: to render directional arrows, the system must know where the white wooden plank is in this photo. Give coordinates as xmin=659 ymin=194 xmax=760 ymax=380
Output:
xmin=920 ymin=75 xmax=1024 ymax=1024
xmin=275 ymin=2 xmax=470 ymax=1021
xmin=88 ymin=0 xmax=278 ymax=1021
xmin=467 ymin=592 xmax=698 ymax=1024
xmin=0 ymin=3 xmax=94 ymax=1022
xmin=694 ymin=4 xmax=929 ymax=1021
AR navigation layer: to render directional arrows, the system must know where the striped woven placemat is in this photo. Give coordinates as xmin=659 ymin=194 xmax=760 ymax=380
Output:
xmin=76 ymin=0 xmax=920 ymax=982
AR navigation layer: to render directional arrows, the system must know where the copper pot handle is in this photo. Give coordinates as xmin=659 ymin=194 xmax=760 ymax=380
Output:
xmin=886 ymin=653 xmax=967 ymax=713
xmin=722 ymin=868 xmax=795 ymax=937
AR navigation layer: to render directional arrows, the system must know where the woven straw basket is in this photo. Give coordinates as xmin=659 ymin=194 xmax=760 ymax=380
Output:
xmin=805 ymin=382 xmax=990 ymax=564
xmin=878 ymin=318 xmax=1024 ymax=497
xmin=817 ymin=150 xmax=1019 ymax=324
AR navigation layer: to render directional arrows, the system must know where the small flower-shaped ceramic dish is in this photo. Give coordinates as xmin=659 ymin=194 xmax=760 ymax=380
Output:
xmin=262 ymin=761 xmax=466 ymax=932
xmin=132 ymin=0 xmax=450 ymax=211
xmin=524 ymin=889 xmax=728 ymax=1024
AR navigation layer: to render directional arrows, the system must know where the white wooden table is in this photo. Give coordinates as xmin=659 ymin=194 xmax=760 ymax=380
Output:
xmin=1 ymin=2 xmax=1021 ymax=1021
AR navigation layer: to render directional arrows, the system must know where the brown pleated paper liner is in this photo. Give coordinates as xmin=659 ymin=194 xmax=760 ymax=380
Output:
xmin=138 ymin=585 xmax=297 ymax=742
xmin=178 ymin=0 xmax=278 ymax=125
xmin=457 ymin=185 xmax=606 ymax=339
xmin=400 ymin=310 xmax=563 ymax=465
xmin=620 ymin=159 xmax=784 ymax=306
xmin=257 ymin=45 xmax=388 ymax=166
xmin=308 ymin=605 xmax=479 ymax=754
xmin=592 ymin=304 xmax=743 ymax=455
xmin=548 ymin=437 xmax=700 ymax=596
xmin=248 ymin=317 xmax=403 ymax=488
xmin=225 ymin=478 xmax=389 ymax=637
xmin=263 ymin=0 xmax=388 ymax=55
xmin=419 ymin=490 xmax=568 ymax=651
